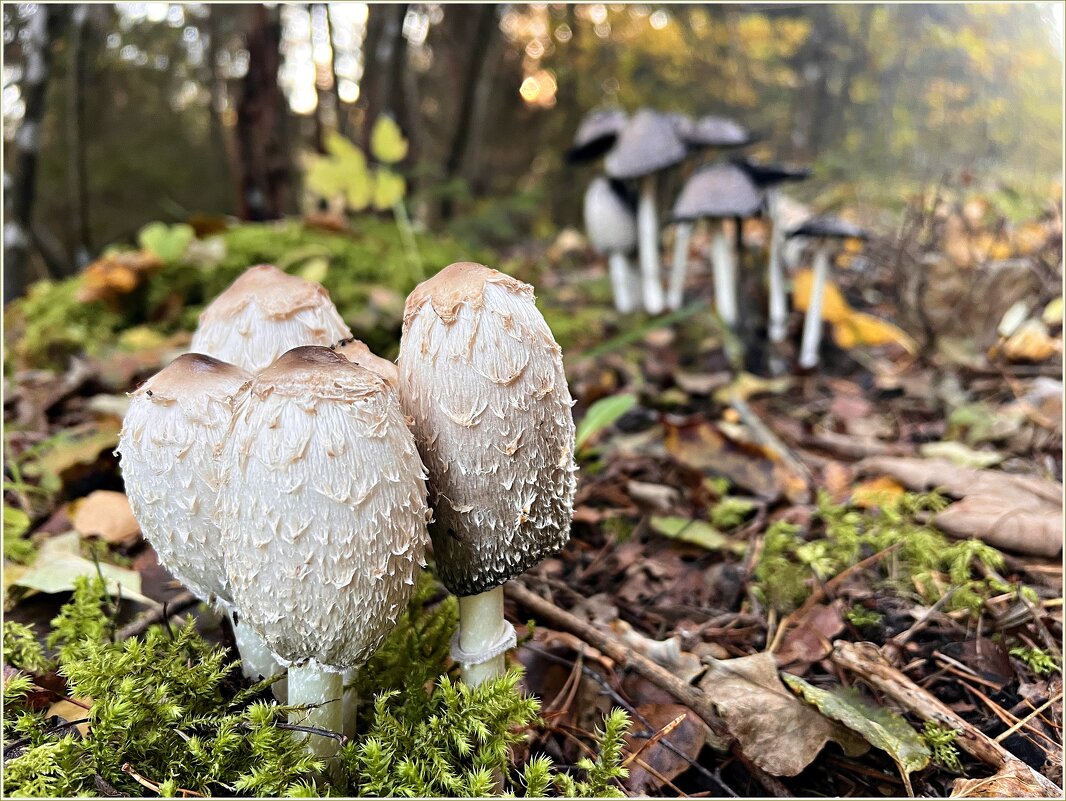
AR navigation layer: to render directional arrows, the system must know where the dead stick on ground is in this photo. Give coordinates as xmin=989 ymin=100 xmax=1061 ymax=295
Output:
xmin=830 ymin=640 xmax=1062 ymax=798
xmin=508 ymin=581 xmax=728 ymax=743
xmin=116 ymin=591 xmax=199 ymax=641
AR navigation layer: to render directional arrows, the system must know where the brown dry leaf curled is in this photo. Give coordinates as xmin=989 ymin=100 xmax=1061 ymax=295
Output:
xmin=951 ymin=760 xmax=1064 ymax=799
xmin=71 ymin=490 xmax=141 ymax=548
xmin=699 ymin=653 xmax=868 ymax=776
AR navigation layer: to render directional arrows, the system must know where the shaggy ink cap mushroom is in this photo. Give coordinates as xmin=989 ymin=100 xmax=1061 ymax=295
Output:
xmin=399 ymin=262 xmax=577 ymax=595
xmin=584 ymin=177 xmax=640 ymax=314
xmin=733 ymin=157 xmax=811 ymax=188
xmin=332 ymin=337 xmax=399 ymax=386
xmin=682 ymin=114 xmax=754 ymax=149
xmin=118 ymin=353 xmax=250 ymax=609
xmin=191 ymin=264 xmax=352 ymax=373
xmin=566 ymin=108 xmax=628 ymax=164
xmin=605 ymin=108 xmax=687 ymax=180
xmin=672 ymin=162 xmax=764 ymax=222
xmin=218 ymin=345 xmax=430 ymax=672
xmin=787 ymin=216 xmax=868 ymax=240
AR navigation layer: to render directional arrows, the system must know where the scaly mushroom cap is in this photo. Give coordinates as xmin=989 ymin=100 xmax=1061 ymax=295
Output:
xmin=787 ymin=215 xmax=868 ymax=240
xmin=332 ymin=337 xmax=399 ymax=387
xmin=733 ymin=157 xmax=811 ymax=188
xmin=672 ymin=162 xmax=764 ymax=222
xmin=117 ymin=353 xmax=251 ymax=609
xmin=218 ymin=346 xmax=429 ymax=672
xmin=399 ymin=262 xmax=577 ymax=596
xmin=566 ymin=108 xmax=628 ymax=164
xmin=605 ymin=109 xmax=688 ymax=180
xmin=684 ymin=114 xmax=752 ymax=148
xmin=584 ymin=176 xmax=637 ymax=255
xmin=190 ymin=264 xmax=353 ymax=372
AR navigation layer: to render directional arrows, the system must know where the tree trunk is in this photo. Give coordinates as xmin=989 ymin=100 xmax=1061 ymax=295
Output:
xmin=205 ymin=5 xmax=234 ymax=190
xmin=235 ymin=5 xmax=288 ymax=221
xmin=66 ymin=4 xmax=91 ymax=269
xmin=439 ymin=4 xmax=498 ymax=220
xmin=323 ymin=4 xmax=347 ymax=138
xmin=5 ymin=5 xmax=61 ymax=302
xmin=359 ymin=4 xmax=406 ymax=149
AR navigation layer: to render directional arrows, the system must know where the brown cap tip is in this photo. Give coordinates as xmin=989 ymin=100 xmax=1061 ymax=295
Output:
xmin=198 ymin=265 xmax=336 ymax=323
xmin=403 ymin=262 xmax=533 ymax=327
xmin=132 ymin=353 xmax=250 ymax=402
xmin=254 ymin=345 xmax=384 ymax=399
xmin=332 ymin=338 xmax=399 ymax=385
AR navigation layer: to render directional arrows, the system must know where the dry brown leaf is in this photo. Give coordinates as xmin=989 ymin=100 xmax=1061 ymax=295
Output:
xmin=665 ymin=420 xmax=792 ymax=502
xmin=71 ymin=490 xmax=141 ymax=547
xmin=75 ymin=251 xmax=162 ymax=305
xmin=610 ymin=620 xmax=703 ymax=683
xmin=46 ymin=698 xmax=92 ymax=738
xmin=856 ymin=457 xmax=1063 ymax=557
xmin=699 ymin=653 xmax=868 ymax=776
xmin=951 ymin=760 xmax=1063 ymax=799
xmin=997 ymin=319 xmax=1061 ymax=363
xmin=851 ymin=476 xmax=906 ymax=509
xmin=625 ymin=703 xmax=709 ymax=795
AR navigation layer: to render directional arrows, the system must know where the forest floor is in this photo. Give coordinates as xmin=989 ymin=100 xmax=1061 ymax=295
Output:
xmin=3 ymin=182 xmax=1063 ymax=797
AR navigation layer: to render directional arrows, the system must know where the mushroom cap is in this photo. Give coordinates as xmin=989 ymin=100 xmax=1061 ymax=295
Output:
xmin=218 ymin=345 xmax=429 ymax=672
xmin=672 ymin=162 xmax=764 ymax=222
xmin=583 ymin=176 xmax=637 ymax=255
xmin=332 ymin=337 xmax=399 ymax=387
xmin=117 ymin=353 xmax=251 ymax=610
xmin=190 ymin=264 xmax=353 ymax=373
xmin=399 ymin=263 xmax=577 ymax=596
xmin=787 ymin=215 xmax=868 ymax=240
xmin=683 ymin=114 xmax=753 ymax=148
xmin=733 ymin=157 xmax=811 ymax=188
xmin=605 ymin=109 xmax=688 ymax=180
xmin=566 ymin=108 xmax=628 ymax=164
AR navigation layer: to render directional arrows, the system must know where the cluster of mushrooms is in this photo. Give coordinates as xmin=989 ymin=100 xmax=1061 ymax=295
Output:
xmin=117 ymin=262 xmax=577 ymax=763
xmin=575 ymin=107 xmax=864 ymax=368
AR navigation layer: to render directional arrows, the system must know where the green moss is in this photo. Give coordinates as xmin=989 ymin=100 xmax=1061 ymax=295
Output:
xmin=3 ymin=574 xmax=630 ymax=798
xmin=921 ymin=721 xmax=963 ymax=773
xmin=1009 ymin=646 xmax=1060 ymax=677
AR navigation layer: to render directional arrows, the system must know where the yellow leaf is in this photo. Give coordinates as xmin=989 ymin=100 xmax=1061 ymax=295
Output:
xmin=852 ymin=476 xmax=905 ymax=509
xmin=1042 ymin=296 xmax=1063 ymax=326
xmin=998 ymin=319 xmax=1060 ymax=363
xmin=369 ymin=115 xmax=409 ymax=164
xmin=372 ymin=168 xmax=406 ymax=211
xmin=832 ymin=312 xmax=917 ymax=354
xmin=70 ymin=490 xmax=141 ymax=547
xmin=792 ymin=269 xmax=851 ymax=323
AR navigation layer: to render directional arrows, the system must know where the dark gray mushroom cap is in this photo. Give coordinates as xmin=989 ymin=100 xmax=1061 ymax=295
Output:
xmin=566 ymin=108 xmax=628 ymax=164
xmin=733 ymin=157 xmax=811 ymax=188
xmin=787 ymin=216 xmax=868 ymax=240
xmin=683 ymin=115 xmax=753 ymax=148
xmin=672 ymin=162 xmax=763 ymax=222
xmin=605 ymin=109 xmax=688 ymax=179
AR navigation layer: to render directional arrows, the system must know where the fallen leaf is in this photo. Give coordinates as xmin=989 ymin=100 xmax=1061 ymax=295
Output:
xmin=627 ymin=481 xmax=681 ymax=514
xmin=70 ymin=491 xmax=141 ymax=547
xmin=851 ymin=476 xmax=906 ymax=509
xmin=625 ymin=704 xmax=709 ymax=795
xmin=22 ymin=420 xmax=122 ymax=482
xmin=951 ymin=759 xmax=1063 ymax=798
xmin=650 ymin=516 xmax=745 ymax=555
xmin=673 ymin=370 xmax=732 ymax=396
xmin=1042 ymin=296 xmax=1063 ymax=326
xmin=699 ymin=653 xmax=868 ymax=776
xmin=13 ymin=531 xmax=151 ymax=605
xmin=610 ymin=620 xmax=703 ymax=682
xmin=46 ymin=698 xmax=92 ymax=737
xmin=576 ymin=393 xmax=638 ymax=453
xmin=997 ymin=300 xmax=1030 ymax=338
xmin=793 ymin=269 xmax=851 ymax=323
xmin=782 ymin=674 xmax=930 ymax=795
xmin=856 ymin=457 xmax=1063 ymax=557
xmin=997 ymin=319 xmax=1060 ymax=363
xmin=823 ymin=462 xmax=853 ymax=505
xmin=832 ymin=311 xmax=917 ymax=354
xmin=665 ymin=420 xmax=790 ymax=502
xmin=777 ymin=603 xmax=845 ymax=670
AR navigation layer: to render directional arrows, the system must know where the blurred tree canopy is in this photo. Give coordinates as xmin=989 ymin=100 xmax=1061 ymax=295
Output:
xmin=2 ymin=2 xmax=1062 ymax=297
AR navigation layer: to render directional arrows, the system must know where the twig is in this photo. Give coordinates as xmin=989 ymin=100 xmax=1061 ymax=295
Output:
xmin=729 ymin=395 xmax=812 ymax=492
xmin=115 ymin=592 xmax=199 ymax=640
xmin=623 ymin=712 xmax=687 ymax=767
xmin=507 ymin=581 xmax=729 ymax=744
xmin=830 ymin=640 xmax=1062 ymax=797
xmin=122 ymin=762 xmax=204 ymax=797
xmin=995 ymin=693 xmax=1063 ymax=744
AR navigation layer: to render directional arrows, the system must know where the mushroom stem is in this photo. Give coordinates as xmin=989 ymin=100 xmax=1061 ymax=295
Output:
xmin=232 ymin=614 xmax=287 ymax=702
xmin=667 ymin=221 xmax=693 ymax=311
xmin=457 ymin=586 xmax=508 ymax=686
xmin=711 ymin=223 xmax=737 ymax=327
xmin=287 ymin=665 xmax=344 ymax=762
xmin=608 ymin=252 xmax=638 ymax=314
xmin=637 ymin=174 xmax=665 ymax=314
xmin=799 ymin=244 xmax=830 ymax=368
xmin=766 ymin=191 xmax=788 ymax=344
xmin=342 ymin=668 xmax=358 ymax=741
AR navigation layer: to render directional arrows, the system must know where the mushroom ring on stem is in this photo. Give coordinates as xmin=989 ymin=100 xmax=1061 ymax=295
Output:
xmin=191 ymin=264 xmax=352 ymax=373
xmin=218 ymin=346 xmax=430 ymax=758
xmin=399 ymin=262 xmax=577 ymax=686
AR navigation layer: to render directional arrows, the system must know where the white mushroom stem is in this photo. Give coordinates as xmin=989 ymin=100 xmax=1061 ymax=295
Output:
xmin=231 ymin=613 xmax=287 ymax=702
xmin=711 ymin=223 xmax=737 ymax=327
xmin=637 ymin=174 xmax=665 ymax=314
xmin=342 ymin=668 xmax=358 ymax=741
xmin=287 ymin=665 xmax=344 ymax=762
xmin=457 ymin=587 xmax=508 ymax=686
xmin=766 ymin=190 xmax=788 ymax=344
xmin=799 ymin=244 xmax=831 ymax=369
xmin=667 ymin=221 xmax=693 ymax=311
xmin=608 ymin=252 xmax=638 ymax=314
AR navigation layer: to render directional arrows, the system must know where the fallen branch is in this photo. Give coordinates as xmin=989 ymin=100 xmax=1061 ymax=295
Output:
xmin=830 ymin=640 xmax=1062 ymax=798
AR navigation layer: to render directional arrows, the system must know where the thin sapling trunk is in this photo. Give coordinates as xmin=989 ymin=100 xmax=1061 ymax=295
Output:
xmin=799 ymin=245 xmax=830 ymax=368
xmin=637 ymin=174 xmax=665 ymax=314
xmin=668 ymin=221 xmax=694 ymax=311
